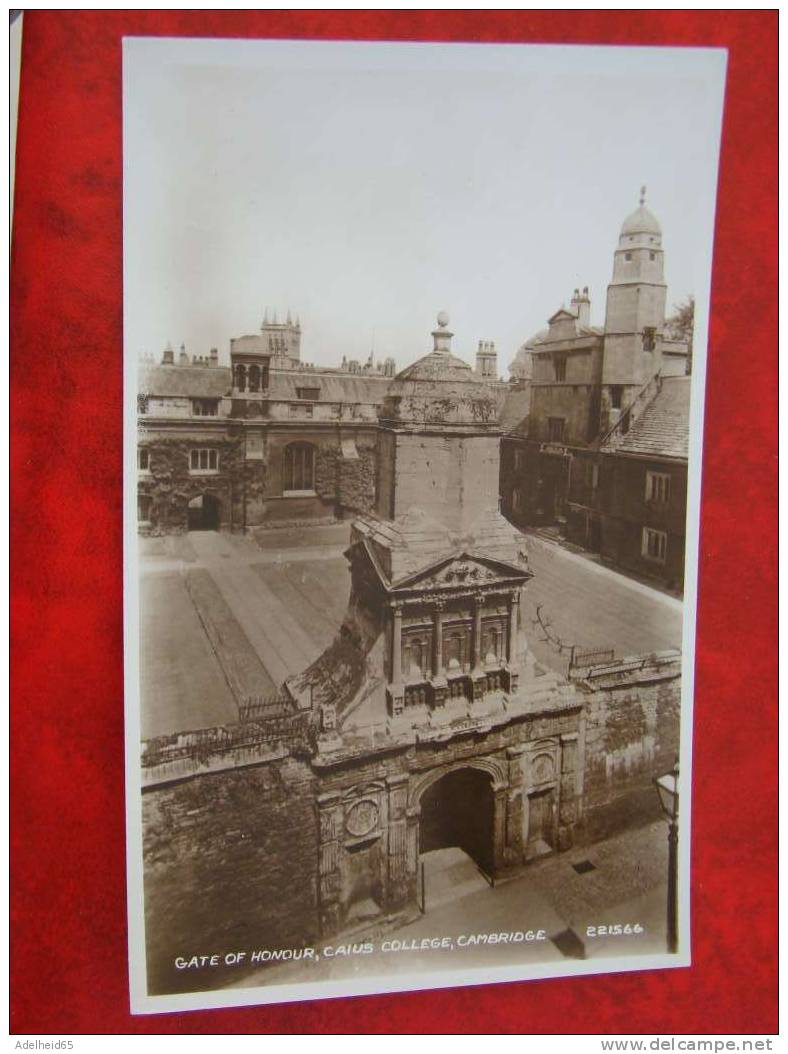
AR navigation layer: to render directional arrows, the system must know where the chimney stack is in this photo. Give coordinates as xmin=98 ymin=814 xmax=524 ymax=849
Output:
xmin=571 ymin=286 xmax=591 ymax=330
xmin=476 ymin=339 xmax=498 ymax=380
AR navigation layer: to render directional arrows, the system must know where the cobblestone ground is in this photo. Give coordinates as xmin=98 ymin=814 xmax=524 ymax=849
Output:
xmin=228 ymin=819 xmax=675 ymax=993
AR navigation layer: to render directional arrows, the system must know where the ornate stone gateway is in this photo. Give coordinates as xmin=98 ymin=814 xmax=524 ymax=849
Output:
xmin=299 ymin=315 xmax=586 ymax=937
xmin=313 ymin=707 xmax=583 ymax=934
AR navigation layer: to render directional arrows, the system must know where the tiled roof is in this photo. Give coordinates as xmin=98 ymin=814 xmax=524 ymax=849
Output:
xmin=615 ymin=375 xmax=691 ymax=460
xmin=268 ymin=369 xmax=391 ymax=403
xmin=139 ymin=364 xmax=232 ymax=398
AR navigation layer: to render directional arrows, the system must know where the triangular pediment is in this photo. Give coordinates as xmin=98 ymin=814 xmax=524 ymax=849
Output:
xmin=391 ymin=551 xmax=531 ymax=593
xmin=547 ymin=307 xmax=578 ymax=324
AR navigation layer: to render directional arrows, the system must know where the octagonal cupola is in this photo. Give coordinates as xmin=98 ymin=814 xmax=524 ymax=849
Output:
xmin=380 ymin=312 xmax=499 ymax=429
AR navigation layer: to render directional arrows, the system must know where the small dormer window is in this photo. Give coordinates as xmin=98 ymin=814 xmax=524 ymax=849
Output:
xmin=296 ymin=387 xmax=320 ymax=401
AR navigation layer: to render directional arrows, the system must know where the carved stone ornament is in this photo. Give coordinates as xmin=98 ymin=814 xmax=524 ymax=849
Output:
xmin=532 ymin=752 xmax=556 ymax=783
xmin=345 ymin=798 xmax=380 ymax=838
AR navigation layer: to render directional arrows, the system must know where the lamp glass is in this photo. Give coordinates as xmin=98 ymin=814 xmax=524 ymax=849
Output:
xmin=655 ymin=771 xmax=679 ymax=820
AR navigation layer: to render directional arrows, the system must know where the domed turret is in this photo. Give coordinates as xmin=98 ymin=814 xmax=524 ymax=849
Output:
xmin=618 ymin=186 xmax=662 ymax=244
xmin=381 ymin=312 xmax=499 ymax=428
xmin=604 ymin=187 xmax=668 ymax=392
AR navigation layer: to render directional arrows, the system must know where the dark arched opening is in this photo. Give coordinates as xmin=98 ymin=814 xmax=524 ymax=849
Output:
xmin=419 ymin=767 xmax=494 ymax=877
xmin=187 ymin=493 xmax=221 ymax=531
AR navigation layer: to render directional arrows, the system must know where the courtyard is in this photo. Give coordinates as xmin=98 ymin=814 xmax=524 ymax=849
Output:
xmin=138 ymin=522 xmax=683 ymax=740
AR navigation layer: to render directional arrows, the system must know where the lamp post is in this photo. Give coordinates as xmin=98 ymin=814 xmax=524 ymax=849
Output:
xmin=653 ymin=761 xmax=679 ymax=954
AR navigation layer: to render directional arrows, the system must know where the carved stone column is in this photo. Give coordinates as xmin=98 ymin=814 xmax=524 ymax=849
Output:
xmin=385 ymin=774 xmax=410 ymax=911
xmin=506 ymin=591 xmax=520 ymax=694
xmin=470 ymin=592 xmax=487 ymax=702
xmin=431 ymin=600 xmax=447 ymax=706
xmin=558 ymin=732 xmax=579 ymax=850
xmin=472 ymin=594 xmax=483 ymax=667
xmin=386 ymin=602 xmax=405 ymax=716
xmin=432 ymin=602 xmax=444 ymax=677
xmin=406 ymin=804 xmax=421 ymax=910
xmin=391 ymin=602 xmax=403 ymax=683
xmin=316 ymin=791 xmax=343 ymax=935
xmin=491 ymin=781 xmax=509 ymax=874
xmin=504 ymin=745 xmax=527 ymax=866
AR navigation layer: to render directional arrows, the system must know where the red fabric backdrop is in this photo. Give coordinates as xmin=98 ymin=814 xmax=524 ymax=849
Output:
xmin=10 ymin=10 xmax=778 ymax=1036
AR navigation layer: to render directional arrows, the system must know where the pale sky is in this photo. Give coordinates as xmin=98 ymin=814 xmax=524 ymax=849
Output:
xmin=124 ymin=40 xmax=726 ymax=376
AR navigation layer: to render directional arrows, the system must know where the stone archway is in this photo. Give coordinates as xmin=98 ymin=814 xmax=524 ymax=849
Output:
xmin=187 ymin=493 xmax=220 ymax=531
xmin=419 ymin=766 xmax=495 ymax=877
xmin=407 ymin=757 xmax=511 ymax=909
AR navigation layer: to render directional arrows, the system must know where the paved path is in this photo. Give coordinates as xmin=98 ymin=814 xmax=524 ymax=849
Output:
xmin=230 ymin=820 xmax=671 ymax=991
xmin=188 ymin=532 xmax=323 ymax=685
xmin=522 ymin=533 xmax=683 ymax=676
xmin=139 ymin=522 xmax=683 ymax=734
xmin=139 ymin=571 xmax=238 ymax=739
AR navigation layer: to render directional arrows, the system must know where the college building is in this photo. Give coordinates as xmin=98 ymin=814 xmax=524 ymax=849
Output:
xmin=136 ymin=192 xmax=692 ymax=592
xmin=140 ymin=313 xmax=682 ymax=995
xmin=500 ymin=190 xmax=691 ymax=590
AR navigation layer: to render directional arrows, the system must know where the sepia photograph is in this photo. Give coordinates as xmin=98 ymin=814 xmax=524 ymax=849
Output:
xmin=123 ymin=37 xmax=726 ymax=1014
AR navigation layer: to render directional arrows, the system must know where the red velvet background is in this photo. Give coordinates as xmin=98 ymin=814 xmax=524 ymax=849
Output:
xmin=10 ymin=10 xmax=778 ymax=1036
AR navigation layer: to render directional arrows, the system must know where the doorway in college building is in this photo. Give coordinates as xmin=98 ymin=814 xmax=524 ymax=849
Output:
xmin=418 ymin=767 xmax=495 ymax=911
xmin=187 ymin=493 xmax=221 ymax=531
xmin=526 ymin=787 xmax=556 ymax=859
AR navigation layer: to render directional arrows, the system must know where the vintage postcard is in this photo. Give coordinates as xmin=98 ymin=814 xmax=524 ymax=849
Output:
xmin=123 ymin=38 xmax=726 ymax=1014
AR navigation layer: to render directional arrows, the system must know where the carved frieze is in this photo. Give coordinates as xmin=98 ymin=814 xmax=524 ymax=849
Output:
xmin=345 ymin=798 xmax=380 ymax=839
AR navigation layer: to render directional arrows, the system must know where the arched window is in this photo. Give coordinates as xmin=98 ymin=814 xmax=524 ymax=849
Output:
xmin=234 ymin=364 xmax=247 ymax=392
xmin=445 ymin=631 xmax=466 ymax=671
xmin=404 ymin=636 xmax=427 ymax=679
xmin=248 ymin=364 xmax=261 ymax=392
xmin=483 ymin=625 xmax=503 ymax=664
xmin=283 ymin=442 xmax=316 ymax=492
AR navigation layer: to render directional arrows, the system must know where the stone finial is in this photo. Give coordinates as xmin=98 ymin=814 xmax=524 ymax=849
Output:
xmin=432 ymin=311 xmax=453 ymax=354
xmin=639 ymin=184 xmax=647 ymax=207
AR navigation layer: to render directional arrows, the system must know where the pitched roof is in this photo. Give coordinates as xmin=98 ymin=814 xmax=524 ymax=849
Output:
xmin=615 ymin=375 xmax=691 ymax=460
xmin=139 ymin=364 xmax=232 ymax=398
xmin=268 ymin=369 xmax=391 ymax=403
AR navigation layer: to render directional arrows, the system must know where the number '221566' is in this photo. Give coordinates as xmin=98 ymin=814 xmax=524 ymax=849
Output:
xmin=586 ymin=923 xmax=644 ymax=938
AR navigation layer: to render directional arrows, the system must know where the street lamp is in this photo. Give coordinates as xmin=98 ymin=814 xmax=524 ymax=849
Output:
xmin=653 ymin=761 xmax=679 ymax=954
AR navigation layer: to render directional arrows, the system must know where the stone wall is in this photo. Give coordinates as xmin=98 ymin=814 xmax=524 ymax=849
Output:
xmin=142 ymin=755 xmax=318 ymax=995
xmin=315 ymin=436 xmax=377 ymax=515
xmin=389 ymin=433 xmax=501 ymax=532
xmin=576 ymin=652 xmax=681 ymax=841
xmin=139 ymin=652 xmax=681 ymax=988
xmin=137 ymin=432 xmax=244 ymax=534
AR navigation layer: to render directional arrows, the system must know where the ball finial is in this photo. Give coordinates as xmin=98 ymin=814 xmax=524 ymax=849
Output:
xmin=436 ymin=310 xmax=450 ymax=328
